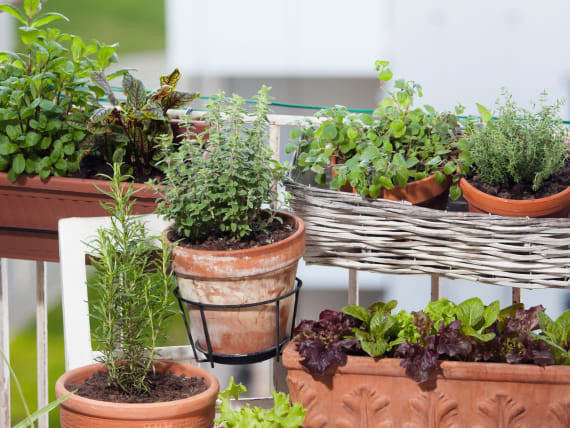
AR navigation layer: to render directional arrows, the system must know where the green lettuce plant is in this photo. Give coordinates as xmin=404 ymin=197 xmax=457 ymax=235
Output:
xmin=87 ymin=163 xmax=177 ymax=395
xmin=287 ymin=60 xmax=472 ymax=200
xmin=0 ymin=0 xmax=119 ymax=181
xmin=215 ymin=377 xmax=306 ymax=428
xmin=468 ymin=90 xmax=568 ymax=191
xmin=155 ymin=85 xmax=290 ymax=242
xmin=88 ymin=68 xmax=199 ymax=178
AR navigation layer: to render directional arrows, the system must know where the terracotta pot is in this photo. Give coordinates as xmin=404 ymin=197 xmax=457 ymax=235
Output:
xmin=55 ymin=361 xmax=219 ymax=427
xmin=459 ymin=177 xmax=570 ymax=218
xmin=330 ymin=156 xmax=451 ymax=209
xmin=168 ymin=212 xmax=305 ymax=355
xmin=170 ymin=119 xmax=208 ymax=140
xmin=282 ymin=342 xmax=570 ymax=428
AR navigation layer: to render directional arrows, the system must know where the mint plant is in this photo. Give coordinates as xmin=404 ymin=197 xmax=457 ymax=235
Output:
xmin=0 ymin=0 xmax=118 ymax=181
xmin=155 ymin=85 xmax=290 ymax=242
xmin=468 ymin=90 xmax=568 ymax=191
xmin=215 ymin=377 xmax=306 ymax=428
xmin=87 ymin=163 xmax=176 ymax=395
xmin=88 ymin=68 xmax=199 ymax=179
xmin=287 ymin=60 xmax=472 ymax=200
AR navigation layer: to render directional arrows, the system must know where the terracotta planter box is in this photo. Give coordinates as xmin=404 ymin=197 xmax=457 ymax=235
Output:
xmin=0 ymin=173 xmax=160 ymax=261
xmin=283 ymin=343 xmax=570 ymax=428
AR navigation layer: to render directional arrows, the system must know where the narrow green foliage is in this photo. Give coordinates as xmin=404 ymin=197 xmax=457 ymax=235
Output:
xmin=469 ymin=90 xmax=568 ymax=191
xmin=215 ymin=377 xmax=306 ymax=428
xmin=288 ymin=60 xmax=472 ymax=200
xmin=88 ymin=68 xmax=199 ymax=179
xmin=87 ymin=163 xmax=177 ymax=396
xmin=0 ymin=0 xmax=118 ymax=181
xmin=155 ymin=85 xmax=290 ymax=241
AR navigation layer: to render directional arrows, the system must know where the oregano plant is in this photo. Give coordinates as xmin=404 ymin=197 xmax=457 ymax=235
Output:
xmin=154 ymin=85 xmax=290 ymax=242
xmin=0 ymin=0 xmax=119 ymax=181
xmin=287 ymin=60 xmax=473 ymax=200
xmin=87 ymin=163 xmax=176 ymax=395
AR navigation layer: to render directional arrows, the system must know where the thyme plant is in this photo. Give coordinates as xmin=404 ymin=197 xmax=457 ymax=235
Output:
xmin=155 ymin=85 xmax=289 ymax=242
xmin=469 ymin=90 xmax=568 ymax=191
xmin=87 ymin=163 xmax=176 ymax=395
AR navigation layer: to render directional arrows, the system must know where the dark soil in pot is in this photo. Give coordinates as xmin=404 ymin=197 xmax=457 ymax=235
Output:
xmin=67 ymin=370 xmax=208 ymax=403
xmin=168 ymin=217 xmax=297 ymax=251
xmin=468 ymin=162 xmax=570 ymax=200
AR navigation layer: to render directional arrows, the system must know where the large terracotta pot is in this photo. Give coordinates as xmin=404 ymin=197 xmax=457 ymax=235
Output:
xmin=283 ymin=343 xmax=570 ymax=428
xmin=459 ymin=177 xmax=570 ymax=218
xmin=55 ymin=361 xmax=219 ymax=427
xmin=168 ymin=212 xmax=305 ymax=355
xmin=330 ymin=157 xmax=451 ymax=209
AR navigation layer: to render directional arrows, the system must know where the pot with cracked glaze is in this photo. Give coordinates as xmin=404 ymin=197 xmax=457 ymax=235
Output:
xmin=168 ymin=211 xmax=305 ymax=355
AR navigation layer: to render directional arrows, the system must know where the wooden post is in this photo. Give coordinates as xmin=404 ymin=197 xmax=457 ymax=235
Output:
xmin=0 ymin=259 xmax=10 ymax=427
xmin=348 ymin=269 xmax=359 ymax=306
xmin=36 ymin=261 xmax=48 ymax=428
xmin=512 ymin=288 xmax=521 ymax=305
xmin=430 ymin=275 xmax=441 ymax=302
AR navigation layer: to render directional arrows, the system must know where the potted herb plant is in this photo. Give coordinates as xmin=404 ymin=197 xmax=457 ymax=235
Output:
xmin=287 ymin=60 xmax=471 ymax=209
xmin=283 ymin=297 xmax=570 ymax=427
xmin=155 ymin=86 xmax=306 ymax=356
xmin=459 ymin=90 xmax=570 ymax=217
xmin=54 ymin=164 xmax=219 ymax=426
xmin=0 ymin=0 xmax=200 ymax=262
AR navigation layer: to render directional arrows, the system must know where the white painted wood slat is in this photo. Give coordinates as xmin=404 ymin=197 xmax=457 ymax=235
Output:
xmin=36 ymin=261 xmax=48 ymax=428
xmin=0 ymin=258 xmax=10 ymax=427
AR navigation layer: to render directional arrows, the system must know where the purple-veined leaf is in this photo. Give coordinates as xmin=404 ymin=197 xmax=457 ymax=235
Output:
xmin=142 ymin=101 xmax=167 ymax=120
xmin=122 ymin=73 xmax=146 ymax=111
xmin=164 ymin=91 xmax=200 ymax=111
xmin=160 ymin=68 xmax=181 ymax=88
xmin=89 ymin=71 xmax=117 ymax=105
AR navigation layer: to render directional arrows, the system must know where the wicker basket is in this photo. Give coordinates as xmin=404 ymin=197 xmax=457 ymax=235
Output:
xmin=286 ymin=181 xmax=570 ymax=290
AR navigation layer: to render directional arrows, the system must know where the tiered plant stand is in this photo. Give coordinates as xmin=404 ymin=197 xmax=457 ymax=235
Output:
xmin=284 ymin=181 xmax=570 ymax=428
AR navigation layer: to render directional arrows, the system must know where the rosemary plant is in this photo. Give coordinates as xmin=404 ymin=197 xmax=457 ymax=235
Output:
xmin=87 ymin=163 xmax=176 ymax=395
xmin=155 ymin=85 xmax=289 ymax=242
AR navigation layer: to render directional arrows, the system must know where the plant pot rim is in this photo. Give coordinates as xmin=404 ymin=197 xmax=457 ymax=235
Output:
xmin=55 ymin=361 xmax=219 ymax=420
xmin=165 ymin=210 xmax=305 ymax=257
xmin=458 ymin=176 xmax=570 ymax=206
xmin=282 ymin=342 xmax=570 ymax=384
xmin=0 ymin=171 xmax=159 ymax=198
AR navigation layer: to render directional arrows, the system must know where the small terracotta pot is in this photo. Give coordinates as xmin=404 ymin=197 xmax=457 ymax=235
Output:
xmin=330 ymin=156 xmax=451 ymax=209
xmin=167 ymin=211 xmax=305 ymax=355
xmin=283 ymin=343 xmax=570 ymax=428
xmin=55 ymin=361 xmax=219 ymax=427
xmin=459 ymin=177 xmax=570 ymax=218
xmin=170 ymin=119 xmax=208 ymax=140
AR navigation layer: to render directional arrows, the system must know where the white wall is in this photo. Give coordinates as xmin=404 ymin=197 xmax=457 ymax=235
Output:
xmin=0 ymin=8 xmax=15 ymax=51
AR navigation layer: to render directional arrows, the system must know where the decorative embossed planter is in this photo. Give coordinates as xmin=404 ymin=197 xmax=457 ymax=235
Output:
xmin=283 ymin=343 xmax=570 ymax=428
xmin=55 ymin=361 xmax=219 ymax=427
xmin=168 ymin=211 xmax=305 ymax=356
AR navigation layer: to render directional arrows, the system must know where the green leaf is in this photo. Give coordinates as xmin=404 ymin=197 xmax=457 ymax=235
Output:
xmin=406 ymin=156 xmax=419 ymax=168
xmin=290 ymin=128 xmax=302 ymax=140
xmin=24 ymin=132 xmax=41 ymax=147
xmin=368 ymin=184 xmax=381 ymax=198
xmin=360 ymin=340 xmax=388 ymax=358
xmin=342 ymin=305 xmax=371 ymax=326
xmin=6 ymin=125 xmax=21 ymax=140
xmin=347 ymin=126 xmax=358 ymax=139
xmin=24 ymin=0 xmax=40 ymax=18
xmin=361 ymin=145 xmax=380 ymax=162
xmin=449 ymin=185 xmax=461 ymax=200
xmin=476 ymin=103 xmax=492 ymax=122
xmin=425 ymin=155 xmax=442 ymax=166
xmin=378 ymin=176 xmax=394 ymax=189
xmin=31 ymin=12 xmax=69 ymax=28
xmin=455 ymin=297 xmax=484 ymax=329
xmin=435 ymin=171 xmax=446 ymax=185
xmin=12 ymin=154 xmax=26 ymax=174
xmin=389 ymin=119 xmax=406 ymax=138
xmin=321 ymin=122 xmax=338 ymax=140
xmin=330 ymin=172 xmax=346 ymax=190
xmin=378 ymin=68 xmax=393 ymax=81
xmin=18 ymin=27 xmax=41 ymax=46
xmin=443 ymin=161 xmax=456 ymax=175
xmin=482 ymin=300 xmax=500 ymax=329
xmin=0 ymin=5 xmax=27 ymax=25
